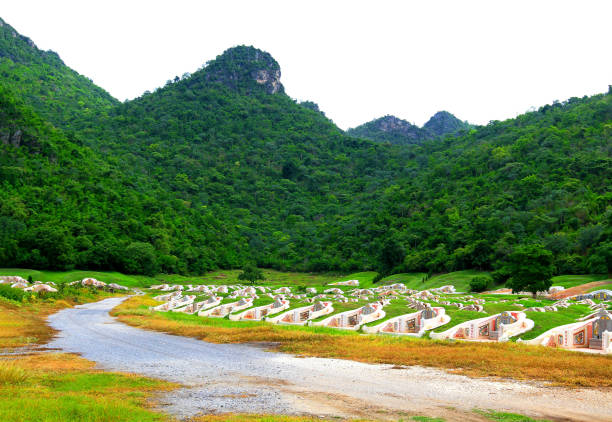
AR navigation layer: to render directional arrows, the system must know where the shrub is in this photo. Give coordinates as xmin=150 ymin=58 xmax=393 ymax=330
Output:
xmin=0 ymin=284 xmax=30 ymax=301
xmin=469 ymin=276 xmax=492 ymax=292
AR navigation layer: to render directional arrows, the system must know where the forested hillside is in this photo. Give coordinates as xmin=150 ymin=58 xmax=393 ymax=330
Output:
xmin=0 ymin=18 xmax=610 ymax=276
xmin=0 ymin=87 xmax=248 ymax=275
xmin=0 ymin=18 xmax=117 ymax=128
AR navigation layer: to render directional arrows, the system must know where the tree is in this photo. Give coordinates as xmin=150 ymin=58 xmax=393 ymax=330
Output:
xmin=378 ymin=238 xmax=405 ymax=276
xmin=469 ymin=276 xmax=491 ymax=292
xmin=504 ymin=244 xmax=554 ymax=298
xmin=238 ymin=264 xmax=264 ymax=285
xmin=122 ymin=242 xmax=158 ymax=276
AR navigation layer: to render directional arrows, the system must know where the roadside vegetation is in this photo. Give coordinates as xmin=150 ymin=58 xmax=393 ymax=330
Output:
xmin=0 ymin=353 xmax=176 ymax=422
xmin=0 ymin=284 xmax=181 ymax=422
xmin=0 ymin=285 xmax=118 ymax=349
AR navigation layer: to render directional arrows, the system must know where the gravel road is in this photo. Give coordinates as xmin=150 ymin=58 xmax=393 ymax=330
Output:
xmin=47 ymin=297 xmax=612 ymax=421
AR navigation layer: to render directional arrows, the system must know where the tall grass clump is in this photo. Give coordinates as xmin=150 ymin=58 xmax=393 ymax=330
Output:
xmin=0 ymin=361 xmax=29 ymax=385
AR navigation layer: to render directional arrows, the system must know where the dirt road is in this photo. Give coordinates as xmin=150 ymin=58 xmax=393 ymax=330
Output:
xmin=46 ymin=297 xmax=612 ymax=421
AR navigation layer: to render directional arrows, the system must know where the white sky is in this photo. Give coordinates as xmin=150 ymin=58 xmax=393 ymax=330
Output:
xmin=2 ymin=1 xmax=611 ymax=129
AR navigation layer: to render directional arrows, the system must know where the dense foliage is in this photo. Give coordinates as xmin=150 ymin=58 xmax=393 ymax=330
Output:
xmin=469 ymin=276 xmax=492 ymax=293
xmin=0 ymin=18 xmax=117 ymax=128
xmin=238 ymin=265 xmax=265 ymax=285
xmin=0 ymin=18 xmax=610 ymax=276
xmin=503 ymin=244 xmax=554 ymax=296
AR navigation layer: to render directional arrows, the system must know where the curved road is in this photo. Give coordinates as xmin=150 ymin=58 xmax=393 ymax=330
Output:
xmin=47 ymin=297 xmax=612 ymax=421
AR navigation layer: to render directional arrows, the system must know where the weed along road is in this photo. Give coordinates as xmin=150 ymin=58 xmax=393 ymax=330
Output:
xmin=47 ymin=297 xmax=612 ymax=421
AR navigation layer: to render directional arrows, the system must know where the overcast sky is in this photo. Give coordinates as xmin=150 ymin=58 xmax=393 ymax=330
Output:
xmin=3 ymin=1 xmax=611 ymax=129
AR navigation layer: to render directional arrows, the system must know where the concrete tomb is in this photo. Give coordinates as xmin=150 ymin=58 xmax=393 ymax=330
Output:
xmin=363 ymin=306 xmax=450 ymax=336
xmin=151 ymin=295 xmax=196 ymax=312
xmin=431 ymin=311 xmax=534 ymax=342
xmin=198 ymin=297 xmax=254 ymax=318
xmin=521 ymin=309 xmax=612 ymax=353
xmin=311 ymin=302 xmax=386 ymax=330
xmin=266 ymin=301 xmax=333 ymax=325
xmin=229 ymin=297 xmax=290 ymax=321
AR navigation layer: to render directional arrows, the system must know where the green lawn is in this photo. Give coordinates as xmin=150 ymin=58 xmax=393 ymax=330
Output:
xmin=430 ymin=308 xmax=484 ymax=333
xmin=549 ymin=274 xmax=609 ymax=288
xmin=0 ymin=268 xmax=381 ymax=289
xmin=332 ymin=271 xmax=379 ymax=288
xmin=588 ymin=280 xmax=612 ymax=292
xmin=0 ymin=268 xmax=153 ymax=287
xmin=309 ymin=300 xmax=368 ymax=322
xmin=380 ymin=270 xmax=493 ymax=292
xmin=363 ymin=299 xmax=417 ymax=327
xmin=474 ymin=409 xmax=553 ymax=422
xmin=520 ymin=304 xmax=594 ymax=340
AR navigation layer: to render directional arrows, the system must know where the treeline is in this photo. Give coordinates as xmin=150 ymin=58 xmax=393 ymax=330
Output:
xmin=0 ymin=21 xmax=610 ymax=277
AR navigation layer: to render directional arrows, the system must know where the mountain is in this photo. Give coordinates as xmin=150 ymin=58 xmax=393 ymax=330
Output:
xmin=423 ymin=111 xmax=471 ymax=137
xmin=0 ymin=18 xmax=610 ymax=277
xmin=203 ymin=45 xmax=283 ymax=94
xmin=0 ymin=17 xmax=117 ymax=129
xmin=347 ymin=111 xmax=471 ymax=145
xmin=346 ymin=115 xmax=428 ymax=145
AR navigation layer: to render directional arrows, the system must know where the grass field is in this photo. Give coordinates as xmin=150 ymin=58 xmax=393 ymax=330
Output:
xmin=380 ymin=270 xmax=494 ymax=292
xmin=1 ymin=266 xmax=606 ymax=421
xmin=2 ymin=267 xmax=606 ymax=292
xmin=522 ymin=304 xmax=594 ymax=340
xmin=114 ymin=296 xmax=612 ymax=388
xmin=0 ymin=268 xmax=373 ymax=289
xmin=549 ymin=274 xmax=609 ymax=288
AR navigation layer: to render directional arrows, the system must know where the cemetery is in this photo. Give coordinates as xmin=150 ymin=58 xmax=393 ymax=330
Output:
xmin=1 ymin=273 xmax=611 ymax=354
xmin=138 ymin=275 xmax=612 ymax=352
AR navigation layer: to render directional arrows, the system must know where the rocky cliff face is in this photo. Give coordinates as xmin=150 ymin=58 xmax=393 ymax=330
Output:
xmin=346 ymin=115 xmax=428 ymax=145
xmin=348 ymin=112 xmax=471 ymax=145
xmin=202 ymin=46 xmax=284 ymax=94
xmin=376 ymin=115 xmax=421 ymax=136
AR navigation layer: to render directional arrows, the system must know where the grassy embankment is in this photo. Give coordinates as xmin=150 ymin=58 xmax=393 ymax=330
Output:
xmin=113 ymin=295 xmax=612 ymax=388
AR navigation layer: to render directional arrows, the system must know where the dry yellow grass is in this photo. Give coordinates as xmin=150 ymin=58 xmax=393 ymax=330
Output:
xmin=7 ymin=352 xmax=95 ymax=372
xmin=0 ymin=300 xmax=73 ymax=348
xmin=0 ymin=290 xmax=120 ymax=349
xmin=114 ymin=296 xmax=612 ymax=388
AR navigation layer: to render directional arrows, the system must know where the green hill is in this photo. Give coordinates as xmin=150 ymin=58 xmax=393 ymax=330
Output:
xmin=0 ymin=17 xmax=610 ymax=277
xmin=0 ymin=17 xmax=117 ymax=128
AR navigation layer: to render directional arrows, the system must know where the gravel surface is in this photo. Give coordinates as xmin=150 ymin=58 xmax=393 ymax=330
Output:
xmin=47 ymin=297 xmax=612 ymax=421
